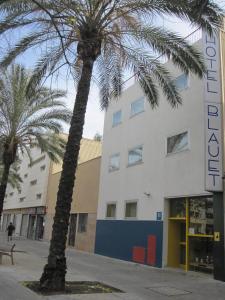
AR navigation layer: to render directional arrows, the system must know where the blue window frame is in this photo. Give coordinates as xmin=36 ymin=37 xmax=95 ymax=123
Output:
xmin=167 ymin=131 xmax=189 ymax=154
xmin=109 ymin=153 xmax=120 ymax=172
xmin=112 ymin=110 xmax=122 ymax=127
xmin=173 ymin=73 xmax=188 ymax=91
xmin=128 ymin=146 xmax=143 ymax=166
xmin=130 ymin=97 xmax=144 ymax=117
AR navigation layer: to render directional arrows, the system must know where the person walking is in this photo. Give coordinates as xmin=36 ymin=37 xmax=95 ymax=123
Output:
xmin=6 ymin=222 xmax=15 ymax=242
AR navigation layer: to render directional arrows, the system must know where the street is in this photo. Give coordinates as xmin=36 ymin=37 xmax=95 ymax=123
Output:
xmin=1 ymin=233 xmax=225 ymax=300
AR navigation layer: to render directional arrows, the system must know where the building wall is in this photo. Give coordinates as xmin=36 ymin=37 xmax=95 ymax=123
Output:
xmin=51 ymin=138 xmax=102 ymax=174
xmin=95 ymin=39 xmax=213 ymax=267
xmin=2 ymin=206 xmax=45 ymax=236
xmin=1 ymin=147 xmax=51 ymax=238
xmin=45 ymin=156 xmax=101 ymax=252
xmin=4 ymin=147 xmax=51 ymax=210
xmin=95 ymin=220 xmax=163 ymax=267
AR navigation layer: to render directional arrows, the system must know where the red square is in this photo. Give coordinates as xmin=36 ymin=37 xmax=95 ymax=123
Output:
xmin=132 ymin=246 xmax=145 ymax=263
xmin=147 ymin=235 xmax=156 ymax=266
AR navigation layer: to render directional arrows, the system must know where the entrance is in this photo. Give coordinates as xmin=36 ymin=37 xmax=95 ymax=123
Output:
xmin=167 ymin=197 xmax=214 ymax=273
xmin=20 ymin=214 xmax=28 ymax=236
xmin=27 ymin=215 xmax=36 ymax=239
xmin=35 ymin=215 xmax=44 ymax=240
xmin=2 ymin=214 xmax=8 ymax=231
xmin=68 ymin=214 xmax=77 ymax=246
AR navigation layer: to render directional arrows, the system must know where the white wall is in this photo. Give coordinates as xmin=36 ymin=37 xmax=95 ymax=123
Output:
xmin=4 ymin=147 xmax=51 ymax=210
xmin=98 ymin=41 xmax=212 ymax=222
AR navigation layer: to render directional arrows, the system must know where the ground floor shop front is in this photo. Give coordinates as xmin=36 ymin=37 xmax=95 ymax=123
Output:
xmin=95 ymin=194 xmax=224 ymax=279
xmin=44 ymin=212 xmax=97 ymax=253
xmin=1 ymin=207 xmax=45 ymax=240
xmin=167 ymin=196 xmax=214 ymax=274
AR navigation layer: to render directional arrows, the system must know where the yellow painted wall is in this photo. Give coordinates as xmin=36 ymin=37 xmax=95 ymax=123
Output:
xmin=46 ymin=156 xmax=101 ymax=214
xmin=44 ymin=156 xmax=101 ymax=252
xmin=51 ymin=138 xmax=102 ymax=174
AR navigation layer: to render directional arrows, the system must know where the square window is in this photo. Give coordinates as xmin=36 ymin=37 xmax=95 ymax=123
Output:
xmin=40 ymin=165 xmax=46 ymax=171
xmin=36 ymin=193 xmax=42 ymax=200
xmin=173 ymin=73 xmax=188 ymax=91
xmin=24 ymin=174 xmax=28 ymax=178
xmin=109 ymin=154 xmax=120 ymax=172
xmin=106 ymin=203 xmax=116 ymax=218
xmin=128 ymin=146 xmax=143 ymax=166
xmin=30 ymin=180 xmax=37 ymax=186
xmin=19 ymin=197 xmax=25 ymax=202
xmin=78 ymin=213 xmax=88 ymax=233
xmin=9 ymin=192 xmax=14 ymax=196
xmin=112 ymin=110 xmax=122 ymax=127
xmin=131 ymin=97 xmax=144 ymax=117
xmin=167 ymin=131 xmax=188 ymax=155
xmin=125 ymin=202 xmax=137 ymax=218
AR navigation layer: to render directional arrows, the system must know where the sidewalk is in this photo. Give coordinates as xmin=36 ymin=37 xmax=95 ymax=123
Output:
xmin=1 ymin=233 xmax=225 ymax=300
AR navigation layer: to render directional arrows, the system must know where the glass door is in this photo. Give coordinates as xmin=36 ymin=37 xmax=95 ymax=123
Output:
xmin=27 ymin=215 xmax=36 ymax=239
xmin=188 ymin=197 xmax=214 ymax=273
xmin=168 ymin=196 xmax=214 ymax=274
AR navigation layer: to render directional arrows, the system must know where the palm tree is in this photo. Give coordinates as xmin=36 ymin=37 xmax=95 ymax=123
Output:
xmin=0 ymin=0 xmax=223 ymax=291
xmin=0 ymin=64 xmax=72 ymax=221
xmin=0 ymin=162 xmax=22 ymax=191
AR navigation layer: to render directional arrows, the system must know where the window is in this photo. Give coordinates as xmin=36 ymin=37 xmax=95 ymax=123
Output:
xmin=40 ymin=165 xmax=46 ymax=171
xmin=78 ymin=213 xmax=88 ymax=233
xmin=109 ymin=154 xmax=120 ymax=172
xmin=128 ymin=146 xmax=143 ymax=166
xmin=173 ymin=73 xmax=188 ymax=91
xmin=36 ymin=193 xmax=42 ymax=200
xmin=30 ymin=180 xmax=37 ymax=186
xmin=167 ymin=131 xmax=189 ymax=155
xmin=130 ymin=97 xmax=144 ymax=117
xmin=106 ymin=203 xmax=116 ymax=218
xmin=19 ymin=197 xmax=25 ymax=202
xmin=5 ymin=194 xmax=7 ymax=198
xmin=125 ymin=202 xmax=137 ymax=218
xmin=24 ymin=174 xmax=28 ymax=178
xmin=18 ymin=189 xmax=21 ymax=194
xmin=9 ymin=192 xmax=14 ymax=196
xmin=29 ymin=155 xmax=45 ymax=167
xmin=112 ymin=110 xmax=122 ymax=127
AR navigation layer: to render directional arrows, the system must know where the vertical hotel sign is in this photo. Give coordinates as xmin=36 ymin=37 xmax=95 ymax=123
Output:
xmin=203 ymin=31 xmax=223 ymax=191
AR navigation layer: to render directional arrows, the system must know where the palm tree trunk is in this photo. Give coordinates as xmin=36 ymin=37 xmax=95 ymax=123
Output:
xmin=0 ymin=162 xmax=11 ymax=222
xmin=40 ymin=57 xmax=94 ymax=291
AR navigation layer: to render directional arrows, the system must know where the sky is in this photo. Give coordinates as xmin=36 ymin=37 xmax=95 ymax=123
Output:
xmin=1 ymin=1 xmax=225 ymax=139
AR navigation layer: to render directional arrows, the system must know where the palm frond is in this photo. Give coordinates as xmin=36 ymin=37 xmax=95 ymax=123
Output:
xmin=0 ymin=32 xmax=44 ymax=68
xmin=0 ymin=63 xmax=72 ymax=168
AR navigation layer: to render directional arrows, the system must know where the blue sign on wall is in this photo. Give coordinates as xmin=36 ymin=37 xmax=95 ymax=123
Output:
xmin=156 ymin=212 xmax=162 ymax=221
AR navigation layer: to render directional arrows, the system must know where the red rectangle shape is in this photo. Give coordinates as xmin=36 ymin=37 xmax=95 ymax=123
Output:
xmin=132 ymin=246 xmax=145 ymax=263
xmin=147 ymin=235 xmax=156 ymax=266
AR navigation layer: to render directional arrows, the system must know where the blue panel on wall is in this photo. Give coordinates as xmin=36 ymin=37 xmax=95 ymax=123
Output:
xmin=94 ymin=220 xmax=163 ymax=268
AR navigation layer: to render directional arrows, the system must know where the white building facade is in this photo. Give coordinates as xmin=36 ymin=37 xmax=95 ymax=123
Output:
xmin=1 ymin=147 xmax=51 ymax=240
xmin=95 ymin=33 xmax=224 ymax=275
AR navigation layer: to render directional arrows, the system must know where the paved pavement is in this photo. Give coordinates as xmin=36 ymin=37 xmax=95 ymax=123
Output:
xmin=1 ymin=232 xmax=225 ymax=300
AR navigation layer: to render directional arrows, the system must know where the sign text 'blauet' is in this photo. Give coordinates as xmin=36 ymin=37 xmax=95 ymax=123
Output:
xmin=203 ymin=32 xmax=222 ymax=191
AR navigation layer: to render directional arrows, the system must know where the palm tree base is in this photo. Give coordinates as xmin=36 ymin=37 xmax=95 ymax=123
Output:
xmin=40 ymin=260 xmax=66 ymax=291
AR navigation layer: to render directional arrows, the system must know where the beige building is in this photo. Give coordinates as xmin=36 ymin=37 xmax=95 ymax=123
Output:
xmin=1 ymin=147 xmax=51 ymax=240
xmin=44 ymin=138 xmax=101 ymax=253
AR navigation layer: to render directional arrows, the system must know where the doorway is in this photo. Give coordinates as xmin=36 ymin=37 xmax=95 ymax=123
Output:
xmin=27 ymin=215 xmax=36 ymax=239
xmin=35 ymin=215 xmax=44 ymax=240
xmin=167 ymin=197 xmax=214 ymax=273
xmin=68 ymin=214 xmax=77 ymax=246
xmin=20 ymin=214 xmax=28 ymax=236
